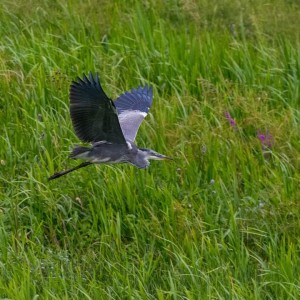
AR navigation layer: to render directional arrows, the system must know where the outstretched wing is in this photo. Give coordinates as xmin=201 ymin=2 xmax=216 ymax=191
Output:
xmin=70 ymin=72 xmax=126 ymax=144
xmin=114 ymin=85 xmax=153 ymax=142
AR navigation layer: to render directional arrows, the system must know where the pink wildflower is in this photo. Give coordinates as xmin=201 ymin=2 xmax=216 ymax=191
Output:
xmin=224 ymin=111 xmax=237 ymax=129
xmin=257 ymin=132 xmax=274 ymax=149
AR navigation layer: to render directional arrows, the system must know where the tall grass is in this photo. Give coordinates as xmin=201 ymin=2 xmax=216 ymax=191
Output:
xmin=0 ymin=0 xmax=299 ymax=299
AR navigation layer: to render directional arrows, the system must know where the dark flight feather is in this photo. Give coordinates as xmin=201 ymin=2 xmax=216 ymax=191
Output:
xmin=70 ymin=72 xmax=126 ymax=144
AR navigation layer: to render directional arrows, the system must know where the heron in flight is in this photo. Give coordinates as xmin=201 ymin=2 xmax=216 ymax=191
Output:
xmin=48 ymin=72 xmax=171 ymax=180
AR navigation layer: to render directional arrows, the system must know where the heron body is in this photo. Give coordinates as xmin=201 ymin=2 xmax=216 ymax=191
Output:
xmin=48 ymin=72 xmax=171 ymax=180
xmin=70 ymin=141 xmax=148 ymax=168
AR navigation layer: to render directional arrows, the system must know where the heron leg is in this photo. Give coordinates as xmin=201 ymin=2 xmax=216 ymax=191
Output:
xmin=48 ymin=162 xmax=92 ymax=181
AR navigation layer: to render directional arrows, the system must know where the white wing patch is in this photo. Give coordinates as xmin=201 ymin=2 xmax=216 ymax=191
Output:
xmin=126 ymin=141 xmax=133 ymax=150
xmin=118 ymin=110 xmax=147 ymax=121
xmin=118 ymin=110 xmax=148 ymax=142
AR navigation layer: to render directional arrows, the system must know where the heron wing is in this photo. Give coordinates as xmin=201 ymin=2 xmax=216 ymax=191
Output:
xmin=114 ymin=85 xmax=153 ymax=142
xmin=70 ymin=72 xmax=126 ymax=144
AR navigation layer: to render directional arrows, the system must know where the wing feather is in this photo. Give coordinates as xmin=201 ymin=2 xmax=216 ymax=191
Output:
xmin=70 ymin=72 xmax=126 ymax=144
xmin=114 ymin=85 xmax=153 ymax=141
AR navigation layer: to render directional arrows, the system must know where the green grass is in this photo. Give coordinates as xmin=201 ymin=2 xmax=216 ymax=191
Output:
xmin=1 ymin=0 xmax=300 ymax=299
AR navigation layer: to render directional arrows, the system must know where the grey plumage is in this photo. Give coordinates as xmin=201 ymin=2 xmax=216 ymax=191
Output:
xmin=114 ymin=85 xmax=153 ymax=142
xmin=48 ymin=72 xmax=171 ymax=180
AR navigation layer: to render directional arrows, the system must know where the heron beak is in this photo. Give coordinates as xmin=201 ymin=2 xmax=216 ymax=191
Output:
xmin=162 ymin=155 xmax=174 ymax=161
xmin=151 ymin=153 xmax=173 ymax=161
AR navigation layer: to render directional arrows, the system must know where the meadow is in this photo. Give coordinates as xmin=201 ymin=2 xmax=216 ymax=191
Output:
xmin=0 ymin=0 xmax=300 ymax=299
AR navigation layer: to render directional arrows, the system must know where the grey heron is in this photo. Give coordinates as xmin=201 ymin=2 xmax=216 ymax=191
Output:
xmin=48 ymin=72 xmax=171 ymax=180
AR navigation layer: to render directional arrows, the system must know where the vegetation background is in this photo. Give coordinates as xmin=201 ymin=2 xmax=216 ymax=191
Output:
xmin=0 ymin=0 xmax=299 ymax=299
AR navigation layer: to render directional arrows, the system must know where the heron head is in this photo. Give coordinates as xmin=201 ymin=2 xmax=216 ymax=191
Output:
xmin=140 ymin=148 xmax=173 ymax=161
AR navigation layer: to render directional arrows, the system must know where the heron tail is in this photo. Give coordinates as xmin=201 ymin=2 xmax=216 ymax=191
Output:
xmin=48 ymin=162 xmax=92 ymax=181
xmin=69 ymin=146 xmax=91 ymax=159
